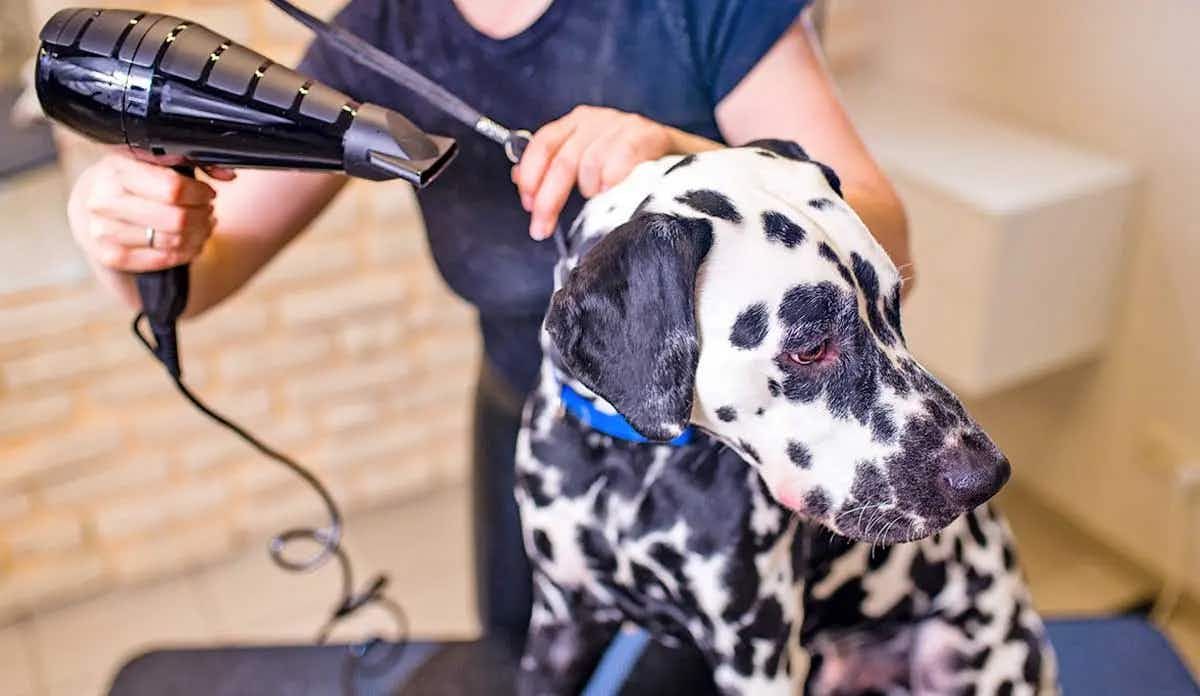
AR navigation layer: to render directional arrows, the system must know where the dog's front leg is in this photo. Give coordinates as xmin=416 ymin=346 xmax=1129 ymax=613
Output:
xmin=516 ymin=575 xmax=620 ymax=696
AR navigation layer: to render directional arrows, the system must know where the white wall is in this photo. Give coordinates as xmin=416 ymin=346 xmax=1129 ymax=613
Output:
xmin=845 ymin=1 xmax=1200 ymax=589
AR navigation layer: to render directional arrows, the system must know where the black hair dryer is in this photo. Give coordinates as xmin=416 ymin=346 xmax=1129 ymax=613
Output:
xmin=35 ymin=7 xmax=457 ymax=376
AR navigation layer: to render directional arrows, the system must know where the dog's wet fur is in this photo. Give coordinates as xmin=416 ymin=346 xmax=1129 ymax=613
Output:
xmin=515 ymin=142 xmax=1057 ymax=695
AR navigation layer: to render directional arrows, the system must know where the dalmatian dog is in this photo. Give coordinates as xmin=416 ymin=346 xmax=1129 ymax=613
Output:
xmin=514 ymin=141 xmax=1057 ymax=696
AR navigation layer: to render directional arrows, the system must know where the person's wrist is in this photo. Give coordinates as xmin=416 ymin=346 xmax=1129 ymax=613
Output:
xmin=662 ymin=125 xmax=689 ymax=155
xmin=662 ymin=125 xmax=720 ymax=156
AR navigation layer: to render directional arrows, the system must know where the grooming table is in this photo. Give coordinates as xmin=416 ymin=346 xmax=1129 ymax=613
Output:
xmin=106 ymin=617 xmax=1199 ymax=696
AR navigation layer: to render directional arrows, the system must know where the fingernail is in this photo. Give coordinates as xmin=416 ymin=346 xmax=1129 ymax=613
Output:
xmin=530 ymin=221 xmax=545 ymax=239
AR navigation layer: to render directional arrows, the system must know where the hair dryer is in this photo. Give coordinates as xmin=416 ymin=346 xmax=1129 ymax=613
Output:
xmin=36 ymin=7 xmax=456 ymax=185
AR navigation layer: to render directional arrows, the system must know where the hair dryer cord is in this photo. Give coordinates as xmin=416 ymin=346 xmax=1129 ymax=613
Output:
xmin=133 ymin=312 xmax=410 ymax=680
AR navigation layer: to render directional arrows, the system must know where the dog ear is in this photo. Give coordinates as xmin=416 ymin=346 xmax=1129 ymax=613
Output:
xmin=744 ymin=138 xmax=843 ymax=198
xmin=546 ymin=213 xmax=714 ymax=441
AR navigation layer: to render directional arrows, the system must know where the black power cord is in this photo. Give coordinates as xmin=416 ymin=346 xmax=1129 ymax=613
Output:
xmin=133 ymin=311 xmax=410 ymax=689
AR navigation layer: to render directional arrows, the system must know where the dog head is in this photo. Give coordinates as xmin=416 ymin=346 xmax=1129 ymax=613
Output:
xmin=546 ymin=141 xmax=1009 ymax=543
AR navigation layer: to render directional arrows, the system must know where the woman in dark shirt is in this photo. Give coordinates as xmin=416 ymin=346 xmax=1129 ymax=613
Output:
xmin=66 ymin=0 xmax=911 ymax=641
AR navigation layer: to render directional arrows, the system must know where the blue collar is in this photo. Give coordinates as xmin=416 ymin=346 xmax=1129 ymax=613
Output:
xmin=559 ymin=384 xmax=695 ymax=446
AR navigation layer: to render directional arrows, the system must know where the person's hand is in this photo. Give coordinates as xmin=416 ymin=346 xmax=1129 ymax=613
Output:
xmin=512 ymin=106 xmax=678 ymax=240
xmin=68 ymin=154 xmax=235 ymax=272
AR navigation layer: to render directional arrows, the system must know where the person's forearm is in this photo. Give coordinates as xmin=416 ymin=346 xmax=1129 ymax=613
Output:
xmin=182 ymin=170 xmax=347 ymax=317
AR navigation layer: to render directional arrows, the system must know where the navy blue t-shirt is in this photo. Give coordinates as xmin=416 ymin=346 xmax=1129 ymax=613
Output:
xmin=299 ymin=0 xmax=808 ymax=392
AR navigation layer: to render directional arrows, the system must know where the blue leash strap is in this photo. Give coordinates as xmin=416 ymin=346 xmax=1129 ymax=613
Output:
xmin=581 ymin=626 xmax=653 ymax=696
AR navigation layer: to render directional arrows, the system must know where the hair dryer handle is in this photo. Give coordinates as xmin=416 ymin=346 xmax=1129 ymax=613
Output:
xmin=134 ymin=165 xmax=194 ymax=379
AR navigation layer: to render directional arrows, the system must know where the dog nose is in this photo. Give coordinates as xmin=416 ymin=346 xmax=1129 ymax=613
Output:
xmin=938 ymin=449 xmax=1010 ymax=509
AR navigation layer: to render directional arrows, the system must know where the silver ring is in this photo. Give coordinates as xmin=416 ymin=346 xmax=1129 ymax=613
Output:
xmin=145 ymin=227 xmax=156 ymax=249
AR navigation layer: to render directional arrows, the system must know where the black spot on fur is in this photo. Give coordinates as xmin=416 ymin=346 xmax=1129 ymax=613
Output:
xmin=851 ymin=253 xmax=879 ymax=302
xmin=778 ymin=281 xmax=840 ymax=328
xmin=965 ymin=646 xmax=991 ymax=670
xmin=665 ymin=154 xmax=696 ymax=174
xmin=867 ymin=548 xmax=897 ymax=574
xmin=887 ymin=415 xmax=961 ymax=523
xmin=966 ymin=565 xmax=995 ymax=596
xmin=738 ymin=440 xmax=761 ymax=463
xmin=1003 ymin=542 xmax=1017 ymax=570
xmin=716 ymin=406 xmax=737 ymax=422
xmin=925 ymin=398 xmax=957 ymax=429
xmin=744 ymin=597 xmax=786 ymax=640
xmin=966 ymin=511 xmax=988 ymax=548
xmin=732 ymin=641 xmax=754 ymax=675
xmin=818 ymin=242 xmax=855 ymax=286
xmin=816 ymin=162 xmax=843 ymax=197
xmin=877 ymin=352 xmax=910 ymax=396
xmin=910 ymin=551 xmax=949 ymax=597
xmin=687 ymin=449 xmax=721 ymax=489
xmin=1023 ymin=639 xmax=1043 ymax=685
xmin=807 ymin=573 xmax=868 ymax=635
xmin=636 ymin=494 xmax=660 ymax=528
xmin=805 ymin=487 xmax=831 ymax=517
xmin=763 ymin=642 xmax=785 ymax=677
xmin=730 ymin=302 xmax=769 ymax=349
xmin=675 ymin=189 xmax=742 ymax=223
xmin=721 ymin=546 xmax=763 ymax=624
xmin=755 ymin=407 xmax=765 ymax=416
xmin=633 ymin=194 xmax=654 ymax=217
xmin=872 ymin=406 xmax=897 ymax=442
xmin=885 ymin=284 xmax=904 ymax=341
xmin=767 ymin=378 xmax=782 ymax=397
xmin=517 ymin=471 xmax=553 ymax=507
xmin=578 ymin=527 xmax=616 ymax=573
xmin=787 ymin=441 xmax=812 ymax=469
xmin=808 ymin=197 xmax=835 ymax=210
xmin=996 ymin=681 xmax=1014 ymax=696
xmin=649 ymin=542 xmax=685 ymax=575
xmin=762 ymin=211 xmax=806 ymax=248
xmin=532 ymin=529 xmax=554 ymax=561
xmin=850 ymin=462 xmax=893 ymax=507
xmin=951 ymin=606 xmax=994 ymax=636
xmin=745 ymin=139 xmax=809 ymax=161
xmin=852 ymin=253 xmax=896 ymax=345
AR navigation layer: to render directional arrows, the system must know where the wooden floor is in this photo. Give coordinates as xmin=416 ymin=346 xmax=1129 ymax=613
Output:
xmin=2 ymin=483 xmax=1197 ymax=696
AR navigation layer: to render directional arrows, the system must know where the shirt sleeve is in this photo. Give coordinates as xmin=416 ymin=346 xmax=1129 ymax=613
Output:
xmin=295 ymin=0 xmax=388 ymax=96
xmin=665 ymin=0 xmax=811 ymax=105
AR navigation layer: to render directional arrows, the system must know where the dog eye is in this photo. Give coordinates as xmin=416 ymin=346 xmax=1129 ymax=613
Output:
xmin=784 ymin=341 xmax=827 ymax=366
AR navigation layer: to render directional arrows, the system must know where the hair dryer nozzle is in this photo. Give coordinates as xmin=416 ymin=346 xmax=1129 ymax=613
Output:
xmin=343 ymin=104 xmax=457 ymax=185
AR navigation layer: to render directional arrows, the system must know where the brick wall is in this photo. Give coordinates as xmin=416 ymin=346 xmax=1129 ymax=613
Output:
xmin=0 ymin=0 xmax=481 ymax=623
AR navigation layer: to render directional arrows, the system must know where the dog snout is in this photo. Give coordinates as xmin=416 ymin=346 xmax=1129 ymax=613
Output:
xmin=937 ymin=447 xmax=1010 ymax=510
